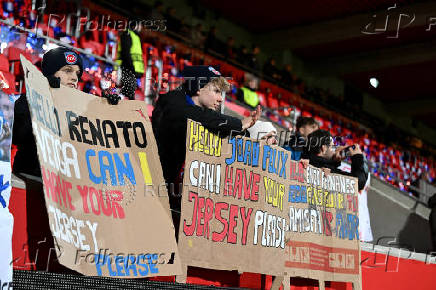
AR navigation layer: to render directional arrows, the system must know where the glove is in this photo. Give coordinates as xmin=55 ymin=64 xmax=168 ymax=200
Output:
xmin=47 ymin=75 xmax=61 ymax=88
xmin=102 ymin=91 xmax=121 ymax=105
xmin=120 ymin=68 xmax=137 ymax=100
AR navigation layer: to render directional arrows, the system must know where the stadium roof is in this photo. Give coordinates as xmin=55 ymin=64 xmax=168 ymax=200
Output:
xmin=202 ymin=0 xmax=436 ymax=129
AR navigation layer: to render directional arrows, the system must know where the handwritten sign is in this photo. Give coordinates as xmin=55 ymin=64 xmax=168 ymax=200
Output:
xmin=21 ymin=55 xmax=181 ymax=277
xmin=179 ymin=120 xmax=361 ymax=284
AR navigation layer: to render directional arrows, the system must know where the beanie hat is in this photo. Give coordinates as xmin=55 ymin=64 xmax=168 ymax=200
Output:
xmin=42 ymin=47 xmax=83 ymax=79
xmin=181 ymin=65 xmax=221 ymax=96
xmin=247 ymin=121 xmax=277 ymax=140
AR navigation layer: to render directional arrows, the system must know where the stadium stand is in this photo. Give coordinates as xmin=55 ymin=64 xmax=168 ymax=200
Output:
xmin=3 ymin=1 xmax=436 ymax=289
xmin=1 ymin=0 xmax=435 ymax=204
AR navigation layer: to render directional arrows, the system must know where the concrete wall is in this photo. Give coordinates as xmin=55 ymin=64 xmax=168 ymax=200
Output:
xmin=368 ymin=175 xmax=433 ymax=254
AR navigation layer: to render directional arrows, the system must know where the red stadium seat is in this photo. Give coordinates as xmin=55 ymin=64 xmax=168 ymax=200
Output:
xmin=267 ymin=96 xmax=278 ymax=109
xmin=81 ymin=40 xmax=104 ymax=56
xmin=0 ymin=54 xmax=9 ymax=72
xmin=257 ymin=92 xmax=267 ymax=107
xmin=0 ymin=71 xmax=16 ymax=94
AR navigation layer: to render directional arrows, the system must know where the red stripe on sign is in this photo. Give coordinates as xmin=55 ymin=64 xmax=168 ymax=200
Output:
xmin=284 ymin=240 xmax=359 ymax=275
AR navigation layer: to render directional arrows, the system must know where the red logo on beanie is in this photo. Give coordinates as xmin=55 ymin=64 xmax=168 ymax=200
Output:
xmin=64 ymin=52 xmax=77 ymax=64
xmin=208 ymin=66 xmax=221 ymax=76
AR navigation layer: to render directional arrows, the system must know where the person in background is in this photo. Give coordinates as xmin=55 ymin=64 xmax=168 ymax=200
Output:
xmin=116 ymin=20 xmax=145 ymax=95
xmin=191 ymin=23 xmax=206 ymax=49
xmin=263 ymin=57 xmax=281 ymax=81
xmin=236 ymin=75 xmax=260 ymax=109
xmin=165 ymin=7 xmax=181 ymax=33
xmin=281 ymin=64 xmax=295 ymax=88
xmin=238 ymin=45 xmax=251 ymax=67
xmin=224 ymin=36 xmax=236 ymax=59
xmin=152 ymin=65 xmax=261 ymax=233
xmin=178 ymin=17 xmax=191 ymax=39
xmin=283 ymin=116 xmax=319 ymax=161
xmin=151 ymin=0 xmax=165 ymax=20
xmin=305 ymin=129 xmax=368 ymax=191
xmin=204 ymin=26 xmax=220 ymax=53
xmin=249 ymin=45 xmax=261 ymax=71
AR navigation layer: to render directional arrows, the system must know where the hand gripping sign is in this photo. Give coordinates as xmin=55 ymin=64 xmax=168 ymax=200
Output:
xmin=21 ymin=55 xmax=181 ymax=278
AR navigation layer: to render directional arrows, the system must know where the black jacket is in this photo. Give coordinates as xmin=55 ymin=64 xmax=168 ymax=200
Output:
xmin=119 ymin=30 xmax=144 ymax=78
xmin=12 ymin=94 xmax=41 ymax=177
xmin=152 ymin=86 xmax=243 ymax=195
xmin=308 ymin=154 xmax=368 ymax=191
xmin=283 ymin=132 xmax=309 ymax=161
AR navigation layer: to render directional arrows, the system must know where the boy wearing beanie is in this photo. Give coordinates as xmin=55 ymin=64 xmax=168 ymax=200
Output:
xmin=152 ymin=65 xmax=261 ymax=233
xmin=41 ymin=47 xmax=83 ymax=89
xmin=13 ymin=47 xmax=84 ymax=176
xmin=12 ymin=47 xmax=88 ymax=273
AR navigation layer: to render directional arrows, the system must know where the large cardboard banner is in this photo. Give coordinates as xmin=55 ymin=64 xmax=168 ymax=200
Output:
xmin=179 ymin=120 xmax=361 ymax=285
xmin=21 ymin=56 xmax=181 ymax=277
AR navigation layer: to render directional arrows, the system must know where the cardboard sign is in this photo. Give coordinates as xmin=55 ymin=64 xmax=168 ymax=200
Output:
xmin=20 ymin=56 xmax=181 ymax=278
xmin=178 ymin=120 xmax=361 ymax=285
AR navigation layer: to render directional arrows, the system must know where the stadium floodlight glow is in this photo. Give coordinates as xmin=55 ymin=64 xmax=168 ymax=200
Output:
xmin=370 ymin=77 xmax=379 ymax=88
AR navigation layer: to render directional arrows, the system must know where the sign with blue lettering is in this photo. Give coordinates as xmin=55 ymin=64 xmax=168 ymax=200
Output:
xmin=21 ymin=55 xmax=181 ymax=277
xmin=178 ymin=120 xmax=361 ymax=286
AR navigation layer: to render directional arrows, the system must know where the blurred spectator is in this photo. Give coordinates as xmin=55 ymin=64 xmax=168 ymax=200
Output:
xmin=151 ymin=1 xmax=165 ymax=20
xmin=116 ymin=22 xmax=145 ymax=78
xmin=165 ymin=7 xmax=181 ymax=33
xmin=188 ymin=0 xmax=207 ymax=19
xmin=306 ymin=129 xmax=368 ymax=190
xmin=178 ymin=18 xmax=191 ymax=39
xmin=191 ymin=23 xmax=205 ymax=49
xmin=281 ymin=64 xmax=295 ymax=88
xmin=224 ymin=36 xmax=236 ymax=59
xmin=410 ymin=172 xmax=431 ymax=198
xmin=263 ymin=57 xmax=281 ymax=81
xmin=236 ymin=75 xmax=259 ymax=108
xmin=204 ymin=26 xmax=221 ymax=54
xmin=283 ymin=116 xmax=319 ymax=161
xmin=238 ymin=45 xmax=251 ymax=67
xmin=249 ymin=45 xmax=261 ymax=71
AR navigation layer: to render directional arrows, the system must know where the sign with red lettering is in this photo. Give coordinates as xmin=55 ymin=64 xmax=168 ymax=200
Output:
xmin=178 ymin=120 xmax=361 ymax=285
xmin=21 ymin=56 xmax=181 ymax=277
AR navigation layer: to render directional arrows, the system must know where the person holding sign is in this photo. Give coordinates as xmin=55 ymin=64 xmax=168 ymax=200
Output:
xmin=12 ymin=48 xmax=88 ymax=273
xmin=305 ymin=129 xmax=368 ymax=191
xmin=13 ymin=48 xmax=84 ymax=177
xmin=152 ymin=65 xmax=261 ymax=233
xmin=283 ymin=116 xmax=319 ymax=161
